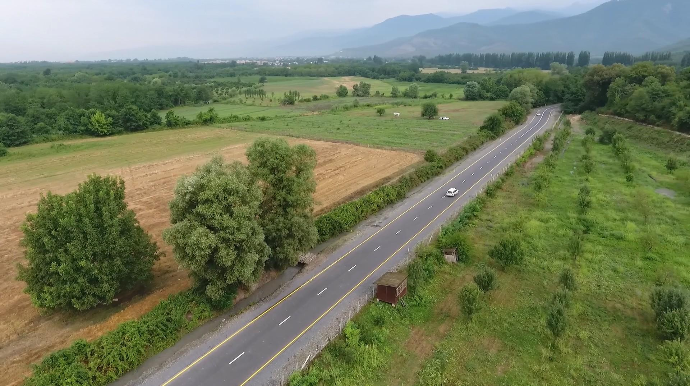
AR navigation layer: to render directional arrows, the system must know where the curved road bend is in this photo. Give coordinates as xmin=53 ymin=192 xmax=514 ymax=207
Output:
xmin=127 ymin=106 xmax=560 ymax=386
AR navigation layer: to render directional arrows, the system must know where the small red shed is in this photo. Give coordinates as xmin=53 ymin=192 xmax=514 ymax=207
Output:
xmin=375 ymin=272 xmax=408 ymax=306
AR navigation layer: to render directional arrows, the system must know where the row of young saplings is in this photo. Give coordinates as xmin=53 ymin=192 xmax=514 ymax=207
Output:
xmin=457 ymin=120 xmax=573 ymax=323
xmin=561 ymin=121 xmax=689 ymax=384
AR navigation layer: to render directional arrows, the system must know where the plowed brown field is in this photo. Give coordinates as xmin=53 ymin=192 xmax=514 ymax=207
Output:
xmin=0 ymin=128 xmax=420 ymax=385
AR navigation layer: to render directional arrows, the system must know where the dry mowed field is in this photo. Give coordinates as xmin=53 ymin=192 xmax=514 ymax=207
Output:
xmin=0 ymin=128 xmax=421 ymax=385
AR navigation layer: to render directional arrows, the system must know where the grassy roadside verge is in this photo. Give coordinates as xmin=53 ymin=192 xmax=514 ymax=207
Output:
xmin=290 ymin=115 xmax=690 ymax=386
xmin=22 ymin=105 xmax=529 ymax=385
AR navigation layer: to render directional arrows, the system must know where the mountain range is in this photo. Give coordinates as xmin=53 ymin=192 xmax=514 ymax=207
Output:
xmin=658 ymin=38 xmax=690 ymax=53
xmin=336 ymin=0 xmax=690 ymax=58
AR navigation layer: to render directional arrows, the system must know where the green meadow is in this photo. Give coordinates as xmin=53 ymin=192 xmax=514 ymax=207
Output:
xmin=226 ymin=100 xmax=505 ymax=151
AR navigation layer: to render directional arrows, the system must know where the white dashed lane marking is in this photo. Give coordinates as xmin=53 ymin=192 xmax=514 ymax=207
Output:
xmin=279 ymin=316 xmax=291 ymax=326
xmin=228 ymin=352 xmax=245 ymax=365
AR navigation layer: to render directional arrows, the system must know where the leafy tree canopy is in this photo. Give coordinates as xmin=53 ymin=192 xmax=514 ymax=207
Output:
xmin=18 ymin=175 xmax=160 ymax=311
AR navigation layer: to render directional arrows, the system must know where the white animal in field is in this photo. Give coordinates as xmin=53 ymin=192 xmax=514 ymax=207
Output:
xmin=393 ymin=112 xmax=400 ymax=117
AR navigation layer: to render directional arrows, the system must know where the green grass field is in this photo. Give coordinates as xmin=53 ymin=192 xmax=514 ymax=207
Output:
xmin=290 ymin=117 xmax=690 ymax=386
xmin=227 ymin=100 xmax=504 ymax=151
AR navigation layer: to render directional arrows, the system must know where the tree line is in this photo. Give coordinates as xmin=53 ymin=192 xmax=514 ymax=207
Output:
xmin=559 ymin=62 xmax=690 ymax=132
xmin=601 ymin=51 xmax=673 ymax=66
xmin=427 ymin=51 xmax=592 ymax=70
xmin=0 ymin=61 xmax=264 ymax=148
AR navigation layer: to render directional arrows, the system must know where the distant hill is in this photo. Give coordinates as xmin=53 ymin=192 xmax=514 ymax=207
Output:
xmin=657 ymin=37 xmax=690 ymax=53
xmin=337 ymin=0 xmax=690 ymax=58
xmin=266 ymin=14 xmax=462 ymax=56
xmin=444 ymin=8 xmax=518 ymax=25
xmin=488 ymin=11 xmax=562 ymax=25
xmin=263 ymin=9 xmax=523 ymax=56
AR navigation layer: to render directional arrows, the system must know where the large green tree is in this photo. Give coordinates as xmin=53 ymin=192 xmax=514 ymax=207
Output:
xmin=164 ymin=157 xmax=269 ymax=301
xmin=498 ymin=102 xmax=527 ymax=125
xmin=18 ymin=175 xmax=160 ymax=311
xmin=87 ymin=110 xmax=115 ymax=136
xmin=479 ymin=113 xmax=506 ymax=138
xmin=352 ymin=82 xmax=371 ymax=97
xmin=464 ymin=81 xmax=483 ymax=101
xmin=0 ymin=113 xmax=31 ymax=147
xmin=421 ymin=102 xmax=439 ymax=120
xmin=246 ymin=138 xmax=318 ymax=269
xmin=508 ymin=85 xmax=534 ymax=111
xmin=336 ymin=85 xmax=348 ymax=97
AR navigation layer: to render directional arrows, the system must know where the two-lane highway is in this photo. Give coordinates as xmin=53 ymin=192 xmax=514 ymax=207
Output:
xmin=130 ymin=106 xmax=560 ymax=386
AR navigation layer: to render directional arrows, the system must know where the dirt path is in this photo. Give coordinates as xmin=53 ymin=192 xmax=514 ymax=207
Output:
xmin=0 ymin=137 xmax=420 ymax=385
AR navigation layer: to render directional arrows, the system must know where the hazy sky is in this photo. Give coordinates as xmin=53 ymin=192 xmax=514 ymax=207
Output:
xmin=0 ymin=0 xmax=602 ymax=62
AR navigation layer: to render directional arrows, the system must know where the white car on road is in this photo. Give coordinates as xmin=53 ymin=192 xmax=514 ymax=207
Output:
xmin=446 ymin=188 xmax=459 ymax=197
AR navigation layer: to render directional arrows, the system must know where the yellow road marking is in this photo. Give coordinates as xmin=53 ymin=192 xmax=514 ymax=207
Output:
xmin=160 ymin=109 xmax=553 ymax=386
xmin=239 ymin=108 xmax=557 ymax=386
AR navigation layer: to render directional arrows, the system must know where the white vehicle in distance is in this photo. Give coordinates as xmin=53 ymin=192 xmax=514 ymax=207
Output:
xmin=536 ymin=113 xmax=543 ymax=116
xmin=439 ymin=116 xmax=450 ymax=120
xmin=446 ymin=188 xmax=459 ymax=197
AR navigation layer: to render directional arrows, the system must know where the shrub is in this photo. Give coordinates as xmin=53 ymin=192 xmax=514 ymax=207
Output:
xmin=533 ymin=169 xmax=551 ymax=192
xmin=438 ymin=232 xmax=472 ymax=263
xmin=626 ymin=172 xmax=635 ymax=183
xmin=421 ymin=102 xmax=439 ymax=120
xmin=546 ymin=302 xmax=567 ymax=340
xmin=489 ymin=236 xmax=525 ymax=268
xmin=480 ymin=113 xmax=505 ymax=138
xmin=24 ymin=290 xmax=213 ymax=386
xmin=568 ymin=232 xmax=583 ymax=259
xmin=598 ymin=126 xmax=617 ymax=144
xmin=581 ymin=154 xmax=595 ymax=174
xmin=660 ymin=339 xmax=690 ymax=376
xmin=559 ymin=268 xmax=577 ymax=291
xmin=578 ymin=214 xmax=595 ymax=235
xmin=498 ymin=101 xmax=527 ymax=125
xmin=578 ymin=185 xmax=592 ymax=214
xmin=667 ymin=157 xmax=680 ymax=174
xmin=424 ymin=149 xmax=440 ymax=163
xmin=376 ymin=107 xmax=386 ymax=116
xmin=659 ymin=310 xmax=690 ymax=341
xmin=473 ymin=266 xmax=497 ymax=292
xmin=552 ymin=289 xmax=572 ymax=309
xmin=459 ymin=284 xmax=482 ymax=318
xmin=585 ymin=126 xmax=596 ymax=136
xmin=0 ymin=142 xmax=7 ymax=157
xmin=18 ymin=175 xmax=160 ymax=311
xmin=651 ymin=287 xmax=688 ymax=321
xmin=336 ymin=85 xmax=348 ymax=97
xmin=408 ymin=246 xmax=444 ymax=296
xmin=352 ymin=99 xmax=360 ymax=108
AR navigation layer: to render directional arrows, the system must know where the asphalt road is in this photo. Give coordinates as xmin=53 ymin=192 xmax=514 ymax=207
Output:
xmin=130 ymin=106 xmax=560 ymax=386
